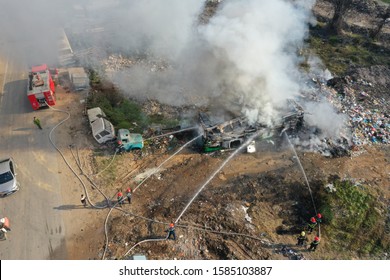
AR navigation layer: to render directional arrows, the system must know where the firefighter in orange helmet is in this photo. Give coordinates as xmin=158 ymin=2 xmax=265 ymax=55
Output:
xmin=167 ymin=222 xmax=176 ymax=241
xmin=125 ymin=187 xmax=132 ymax=204
xmin=117 ymin=190 xmax=124 ymax=207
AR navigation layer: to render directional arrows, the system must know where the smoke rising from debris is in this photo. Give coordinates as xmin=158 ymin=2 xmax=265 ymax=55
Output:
xmin=198 ymin=0 xmax=316 ymax=125
xmin=304 ymin=101 xmax=348 ymax=139
xmin=100 ymin=0 xmax=318 ymax=126
xmin=0 ymin=0 xmax=348 ymax=141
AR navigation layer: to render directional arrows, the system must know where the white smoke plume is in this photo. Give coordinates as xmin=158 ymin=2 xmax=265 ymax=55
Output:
xmin=307 ymin=55 xmax=333 ymax=83
xmin=303 ymin=101 xmax=348 ymax=139
xmin=197 ymin=0 xmax=317 ymax=125
xmin=2 ymin=0 xmax=348 ymax=138
xmin=99 ymin=0 xmax=317 ymax=126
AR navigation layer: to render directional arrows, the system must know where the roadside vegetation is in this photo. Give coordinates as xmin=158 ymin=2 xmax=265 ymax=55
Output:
xmin=318 ymin=180 xmax=389 ymax=258
xmin=307 ymin=23 xmax=390 ymax=76
xmin=87 ymin=70 xmax=179 ymax=134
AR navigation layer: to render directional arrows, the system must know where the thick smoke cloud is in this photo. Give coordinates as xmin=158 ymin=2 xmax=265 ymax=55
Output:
xmin=197 ymin=0 xmax=316 ymax=125
xmin=103 ymin=0 xmax=317 ymax=126
xmin=74 ymin=0 xmax=204 ymax=60
xmin=1 ymin=0 xmax=348 ymax=140
xmin=304 ymin=101 xmax=348 ymax=139
xmin=0 ymin=0 xmax=70 ymax=65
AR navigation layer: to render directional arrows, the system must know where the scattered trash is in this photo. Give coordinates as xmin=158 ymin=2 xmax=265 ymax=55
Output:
xmin=325 ymin=183 xmax=337 ymax=193
xmin=276 ymin=245 xmax=305 ymax=260
xmin=242 ymin=205 xmax=252 ymax=223
xmin=324 ymin=74 xmax=389 ymax=147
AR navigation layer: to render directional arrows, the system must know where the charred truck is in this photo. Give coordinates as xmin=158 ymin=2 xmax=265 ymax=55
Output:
xmin=200 ymin=113 xmax=262 ymax=152
xmin=200 ymin=100 xmax=304 ymax=152
xmin=27 ymin=64 xmax=56 ymax=110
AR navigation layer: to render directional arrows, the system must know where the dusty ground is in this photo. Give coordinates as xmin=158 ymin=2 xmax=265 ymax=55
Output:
xmin=313 ymin=0 xmax=390 ymax=44
xmin=51 ymin=76 xmax=389 ymax=260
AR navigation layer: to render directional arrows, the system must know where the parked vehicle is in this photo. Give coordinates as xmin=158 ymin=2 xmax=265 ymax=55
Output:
xmin=87 ymin=107 xmax=116 ymax=144
xmin=116 ymin=129 xmax=144 ymax=152
xmin=0 ymin=158 xmax=20 ymax=197
xmin=27 ymin=64 xmax=56 ymax=110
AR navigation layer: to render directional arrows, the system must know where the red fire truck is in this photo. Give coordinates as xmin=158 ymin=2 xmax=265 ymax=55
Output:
xmin=27 ymin=64 xmax=56 ymax=110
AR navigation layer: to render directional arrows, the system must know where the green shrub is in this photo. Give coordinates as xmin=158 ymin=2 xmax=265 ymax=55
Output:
xmin=87 ymin=88 xmax=181 ymax=133
xmin=148 ymin=114 xmax=180 ymax=129
xmin=88 ymin=91 xmax=146 ymax=132
xmin=319 ymin=203 xmax=333 ymax=224
xmin=308 ymin=26 xmax=390 ymax=75
xmin=329 ymin=35 xmax=340 ymax=45
xmin=318 ymin=180 xmax=387 ymax=257
xmin=88 ymin=69 xmax=101 ymax=85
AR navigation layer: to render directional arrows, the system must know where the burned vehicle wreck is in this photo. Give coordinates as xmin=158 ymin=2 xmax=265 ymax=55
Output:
xmin=199 ymin=100 xmax=305 ymax=152
xmin=200 ymin=113 xmax=262 ymax=152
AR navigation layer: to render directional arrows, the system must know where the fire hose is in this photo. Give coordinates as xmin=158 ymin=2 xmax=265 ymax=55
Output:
xmin=47 ymin=103 xmax=319 ymax=259
xmin=46 ymin=103 xmax=110 ymax=209
xmin=46 ymin=102 xmax=204 ymax=260
xmin=283 ymin=131 xmax=321 ymax=238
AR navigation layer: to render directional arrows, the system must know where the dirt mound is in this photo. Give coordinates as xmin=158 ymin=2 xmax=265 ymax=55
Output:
xmin=348 ymin=65 xmax=390 ymax=91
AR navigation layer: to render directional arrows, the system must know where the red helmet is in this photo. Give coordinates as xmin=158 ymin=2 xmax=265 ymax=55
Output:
xmin=169 ymin=223 xmax=174 ymax=228
xmin=314 ymin=236 xmax=320 ymax=241
xmin=127 ymin=188 xmax=131 ymax=192
xmin=317 ymin=213 xmax=322 ymax=218
xmin=310 ymin=217 xmax=316 ymax=223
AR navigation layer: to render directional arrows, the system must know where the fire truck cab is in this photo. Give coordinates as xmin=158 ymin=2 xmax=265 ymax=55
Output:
xmin=27 ymin=64 xmax=56 ymax=110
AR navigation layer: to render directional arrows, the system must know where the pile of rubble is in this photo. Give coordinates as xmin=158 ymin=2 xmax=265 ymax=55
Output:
xmin=288 ymin=65 xmax=389 ymax=157
xmin=103 ymin=54 xmax=171 ymax=73
xmin=103 ymin=54 xmax=134 ymax=71
xmin=325 ymin=74 xmax=389 ymax=146
xmin=142 ymin=128 xmax=180 ymax=154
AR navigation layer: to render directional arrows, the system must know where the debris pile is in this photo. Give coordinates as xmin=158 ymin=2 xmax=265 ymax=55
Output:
xmin=103 ymin=54 xmax=134 ymax=71
xmin=325 ymin=73 xmax=389 ymax=146
xmin=287 ymin=65 xmax=389 ymax=157
xmin=103 ymin=54 xmax=170 ymax=73
xmin=143 ymin=133 xmax=181 ymax=155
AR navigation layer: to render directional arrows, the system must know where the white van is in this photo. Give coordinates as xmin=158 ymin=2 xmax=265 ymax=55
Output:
xmin=87 ymin=107 xmax=115 ymax=144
